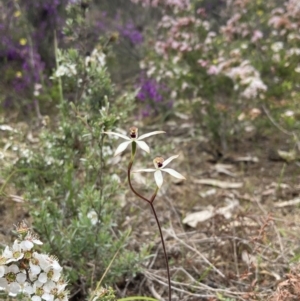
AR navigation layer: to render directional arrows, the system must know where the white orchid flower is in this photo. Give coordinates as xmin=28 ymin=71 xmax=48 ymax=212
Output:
xmin=133 ymin=155 xmax=186 ymax=188
xmin=103 ymin=127 xmax=165 ymax=156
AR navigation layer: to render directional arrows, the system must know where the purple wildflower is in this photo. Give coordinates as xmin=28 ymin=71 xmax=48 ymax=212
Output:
xmin=136 ymin=74 xmax=173 ymax=117
xmin=119 ymin=22 xmax=143 ymax=45
xmin=137 ymin=77 xmax=163 ymax=103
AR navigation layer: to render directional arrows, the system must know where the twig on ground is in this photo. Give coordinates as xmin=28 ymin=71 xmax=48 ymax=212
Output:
xmin=139 ymin=246 xmax=160 ymax=295
xmin=164 ymin=228 xmax=226 ymax=278
xmin=147 ymin=280 xmax=165 ymax=301
xmin=144 ymin=269 xmax=248 ymax=300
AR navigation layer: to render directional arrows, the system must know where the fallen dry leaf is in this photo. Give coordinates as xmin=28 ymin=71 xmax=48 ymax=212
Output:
xmin=274 ymin=197 xmax=300 ymax=208
xmin=216 ymin=198 xmax=239 ymax=219
xmin=183 ymin=199 xmax=239 ymax=227
xmin=9 ymin=195 xmax=25 ymax=203
xmin=234 ymin=156 xmax=259 ymax=163
xmin=182 ymin=206 xmax=214 ymax=227
xmin=269 ymin=182 xmax=290 ymax=189
xmin=213 ymin=163 xmax=237 ymax=177
xmin=194 ymin=178 xmax=243 ymax=189
xmin=200 ymin=188 xmax=217 ymax=198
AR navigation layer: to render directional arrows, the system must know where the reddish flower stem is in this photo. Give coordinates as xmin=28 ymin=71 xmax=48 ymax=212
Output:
xmin=128 ymin=160 xmax=171 ymax=301
xmin=148 ymin=201 xmax=171 ymax=301
xmin=127 ymin=161 xmax=150 ymax=204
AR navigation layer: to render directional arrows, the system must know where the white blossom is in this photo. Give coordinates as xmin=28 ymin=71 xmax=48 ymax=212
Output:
xmin=0 ymin=227 xmax=68 ymax=300
xmin=133 ymin=155 xmax=186 ymax=188
xmin=0 ymin=264 xmax=23 ymax=296
xmin=271 ymin=41 xmax=284 ymax=52
xmin=103 ymin=127 xmax=165 ymax=156
xmin=87 ymin=210 xmax=98 ymax=225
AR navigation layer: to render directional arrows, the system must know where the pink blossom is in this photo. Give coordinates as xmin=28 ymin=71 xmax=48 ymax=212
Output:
xmin=197 ymin=60 xmax=208 ymax=67
xmin=251 ymin=30 xmax=263 ymax=42
xmin=285 ymin=0 xmax=300 ymax=18
xmin=207 ymin=65 xmax=219 ymax=75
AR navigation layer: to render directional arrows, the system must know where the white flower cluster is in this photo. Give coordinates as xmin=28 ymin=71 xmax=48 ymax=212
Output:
xmin=0 ymin=222 xmax=68 ymax=301
xmin=55 ymin=64 xmax=77 ymax=78
xmin=85 ymin=48 xmax=106 ymax=71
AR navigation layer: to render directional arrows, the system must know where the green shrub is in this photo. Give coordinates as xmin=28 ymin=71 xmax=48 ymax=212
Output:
xmin=3 ymin=4 xmax=139 ymax=298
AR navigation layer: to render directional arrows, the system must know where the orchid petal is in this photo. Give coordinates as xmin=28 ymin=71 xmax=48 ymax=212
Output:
xmin=132 ymin=169 xmax=156 ymax=173
xmin=162 ymin=168 xmax=186 ymax=179
xmin=103 ymin=131 xmax=130 ymax=140
xmin=163 ymin=155 xmax=179 ymax=167
xmin=136 ymin=140 xmax=150 ymax=153
xmin=114 ymin=141 xmax=131 ymax=156
xmin=138 ymin=131 xmax=165 ymax=140
xmin=154 ymin=170 xmax=163 ymax=188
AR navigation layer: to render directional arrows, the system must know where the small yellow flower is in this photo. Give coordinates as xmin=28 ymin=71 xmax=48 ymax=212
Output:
xmin=14 ymin=10 xmax=21 ymax=17
xmin=16 ymin=71 xmax=22 ymax=78
xmin=19 ymin=38 xmax=27 ymax=46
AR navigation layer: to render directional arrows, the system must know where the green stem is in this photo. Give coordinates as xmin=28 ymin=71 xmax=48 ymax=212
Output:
xmin=54 ymin=31 xmax=65 ymax=119
xmin=131 ymin=141 xmax=137 ymax=161
xmin=118 ymin=297 xmax=160 ymax=301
